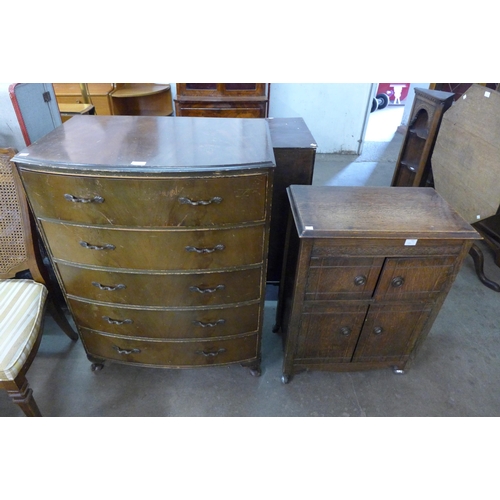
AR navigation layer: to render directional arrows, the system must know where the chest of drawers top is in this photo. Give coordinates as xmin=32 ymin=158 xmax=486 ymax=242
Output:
xmin=13 ymin=115 xmax=276 ymax=174
xmin=288 ymin=185 xmax=480 ymax=242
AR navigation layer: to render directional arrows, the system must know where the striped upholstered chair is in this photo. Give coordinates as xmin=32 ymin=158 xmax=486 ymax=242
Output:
xmin=0 ymin=279 xmax=48 ymax=416
xmin=0 ymin=147 xmax=77 ymax=416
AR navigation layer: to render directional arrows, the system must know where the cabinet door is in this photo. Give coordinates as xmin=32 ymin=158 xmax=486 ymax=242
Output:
xmin=295 ymin=303 xmax=368 ymax=362
xmin=352 ymin=302 xmax=433 ymax=364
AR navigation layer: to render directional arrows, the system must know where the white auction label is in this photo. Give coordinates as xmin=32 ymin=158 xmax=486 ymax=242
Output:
xmin=405 ymin=239 xmax=418 ymax=246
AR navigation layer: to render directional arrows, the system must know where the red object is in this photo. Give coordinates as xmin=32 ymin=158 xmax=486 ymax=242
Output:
xmin=377 ymin=83 xmax=410 ymax=103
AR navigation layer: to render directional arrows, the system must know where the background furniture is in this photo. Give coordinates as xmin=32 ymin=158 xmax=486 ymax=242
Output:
xmin=391 ymin=87 xmax=454 ymax=188
xmin=53 ymin=83 xmax=114 ymax=115
xmin=274 ymin=185 xmax=479 ymax=383
xmin=9 ymin=83 xmax=62 ymax=146
xmin=110 ymin=84 xmax=173 ymax=116
xmin=59 ymin=103 xmax=95 ymax=122
xmin=432 ymin=84 xmax=500 ymax=291
xmin=266 ymin=117 xmax=317 ymax=283
xmin=14 ymin=116 xmax=275 ymax=375
xmin=175 ymin=83 xmax=269 ymax=118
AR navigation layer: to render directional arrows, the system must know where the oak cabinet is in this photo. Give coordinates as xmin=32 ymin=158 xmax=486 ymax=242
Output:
xmin=14 ymin=115 xmax=275 ymax=375
xmin=275 ymin=186 xmax=480 ymax=383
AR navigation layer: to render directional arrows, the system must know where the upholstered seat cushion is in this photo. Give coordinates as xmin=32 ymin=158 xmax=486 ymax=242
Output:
xmin=0 ymin=279 xmax=47 ymax=381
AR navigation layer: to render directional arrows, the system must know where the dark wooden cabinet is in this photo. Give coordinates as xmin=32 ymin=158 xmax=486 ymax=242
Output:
xmin=266 ymin=117 xmax=317 ymax=283
xmin=391 ymin=88 xmax=454 ymax=187
xmin=275 ymin=186 xmax=480 ymax=383
xmin=175 ymin=83 xmax=268 ymax=118
xmin=14 ymin=116 xmax=275 ymax=375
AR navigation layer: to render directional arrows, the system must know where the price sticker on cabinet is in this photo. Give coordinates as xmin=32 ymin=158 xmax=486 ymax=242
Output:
xmin=404 ymin=239 xmax=418 ymax=246
xmin=305 ymin=226 xmax=314 ymax=230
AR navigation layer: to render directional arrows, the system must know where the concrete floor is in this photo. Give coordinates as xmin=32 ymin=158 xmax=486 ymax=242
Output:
xmin=3 ymin=127 xmax=500 ymax=417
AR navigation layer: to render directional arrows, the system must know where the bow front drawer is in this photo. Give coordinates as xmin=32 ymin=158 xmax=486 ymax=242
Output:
xmin=58 ymin=264 xmax=262 ymax=306
xmin=81 ymin=329 xmax=259 ymax=367
xmin=68 ymin=299 xmax=260 ymax=338
xmin=42 ymin=222 xmax=265 ymax=270
xmin=19 ymin=170 xmax=269 ymax=226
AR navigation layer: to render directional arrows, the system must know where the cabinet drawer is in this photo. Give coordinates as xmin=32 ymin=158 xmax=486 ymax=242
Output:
xmin=59 ymin=264 xmax=262 ymax=306
xmin=68 ymin=299 xmax=260 ymax=338
xmin=81 ymin=329 xmax=258 ymax=367
xmin=375 ymin=256 xmax=456 ymax=301
xmin=306 ymin=257 xmax=384 ymax=300
xmin=20 ymin=170 xmax=268 ymax=226
xmin=42 ymin=222 xmax=265 ymax=270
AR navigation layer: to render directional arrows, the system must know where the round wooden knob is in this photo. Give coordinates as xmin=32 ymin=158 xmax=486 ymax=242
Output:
xmin=391 ymin=276 xmax=405 ymax=288
xmin=340 ymin=326 xmax=352 ymax=336
xmin=354 ymin=275 xmax=367 ymax=286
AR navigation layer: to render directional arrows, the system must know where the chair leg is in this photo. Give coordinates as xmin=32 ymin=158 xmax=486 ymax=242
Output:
xmin=6 ymin=377 xmax=42 ymax=417
xmin=46 ymin=297 xmax=79 ymax=341
xmin=469 ymin=243 xmax=500 ymax=292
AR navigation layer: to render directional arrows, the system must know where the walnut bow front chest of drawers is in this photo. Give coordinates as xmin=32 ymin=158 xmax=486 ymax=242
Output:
xmin=275 ymin=186 xmax=480 ymax=383
xmin=14 ymin=115 xmax=275 ymax=375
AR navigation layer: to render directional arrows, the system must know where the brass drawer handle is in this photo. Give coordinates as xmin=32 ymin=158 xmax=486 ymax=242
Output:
xmin=113 ymin=345 xmax=140 ymax=355
xmin=185 ymin=244 xmax=225 ymax=254
xmin=64 ymin=193 xmax=104 ymax=204
xmin=391 ymin=276 xmax=405 ymax=288
xmin=80 ymin=241 xmax=115 ymax=251
xmin=179 ymin=196 xmax=223 ymax=206
xmin=373 ymin=326 xmax=383 ymax=335
xmin=189 ymin=284 xmax=225 ymax=294
xmin=193 ymin=319 xmax=226 ymax=328
xmin=340 ymin=326 xmax=352 ymax=336
xmin=103 ymin=316 xmax=133 ymax=325
xmin=196 ymin=348 xmax=226 ymax=357
xmin=92 ymin=282 xmax=126 ymax=291
xmin=354 ymin=275 xmax=367 ymax=286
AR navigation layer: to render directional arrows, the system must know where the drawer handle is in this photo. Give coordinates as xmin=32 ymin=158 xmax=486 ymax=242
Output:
xmin=64 ymin=194 xmax=104 ymax=204
xmin=103 ymin=316 xmax=133 ymax=325
xmin=185 ymin=244 xmax=225 ymax=254
xmin=113 ymin=345 xmax=140 ymax=355
xmin=391 ymin=276 xmax=405 ymax=288
xmin=80 ymin=241 xmax=115 ymax=251
xmin=193 ymin=319 xmax=226 ymax=328
xmin=354 ymin=275 xmax=367 ymax=286
xmin=373 ymin=326 xmax=383 ymax=335
xmin=92 ymin=282 xmax=126 ymax=291
xmin=189 ymin=284 xmax=225 ymax=294
xmin=178 ymin=196 xmax=223 ymax=206
xmin=340 ymin=326 xmax=352 ymax=336
xmin=196 ymin=348 xmax=226 ymax=357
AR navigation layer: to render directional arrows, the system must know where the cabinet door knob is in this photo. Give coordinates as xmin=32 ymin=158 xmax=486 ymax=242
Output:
xmin=373 ymin=326 xmax=383 ymax=335
xmin=354 ymin=275 xmax=367 ymax=286
xmin=391 ymin=276 xmax=405 ymax=288
xmin=340 ymin=326 xmax=352 ymax=336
